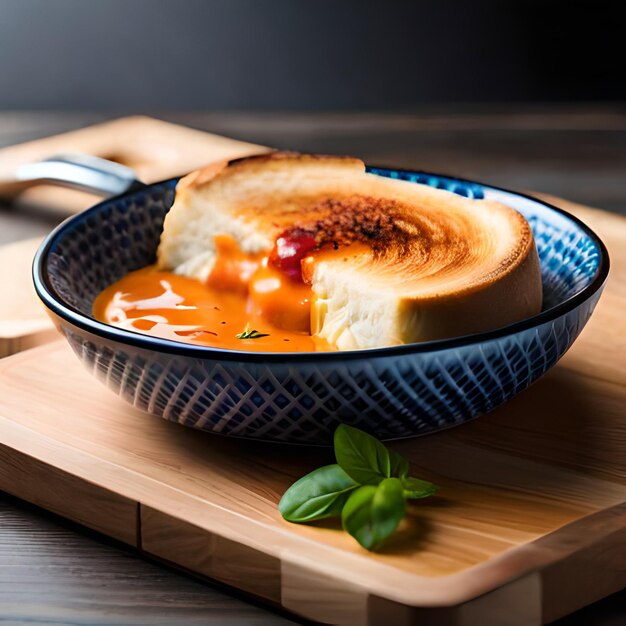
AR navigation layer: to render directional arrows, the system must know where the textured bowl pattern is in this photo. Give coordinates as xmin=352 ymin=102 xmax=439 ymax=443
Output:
xmin=36 ymin=169 xmax=608 ymax=444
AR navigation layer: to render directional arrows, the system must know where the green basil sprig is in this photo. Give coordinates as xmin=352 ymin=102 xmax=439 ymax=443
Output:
xmin=342 ymin=478 xmax=406 ymax=551
xmin=278 ymin=424 xmax=438 ymax=550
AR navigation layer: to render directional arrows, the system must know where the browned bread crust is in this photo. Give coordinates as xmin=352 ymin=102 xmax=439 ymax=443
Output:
xmin=158 ymin=152 xmax=542 ymax=348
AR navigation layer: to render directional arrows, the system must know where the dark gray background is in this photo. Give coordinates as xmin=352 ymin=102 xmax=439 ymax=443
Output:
xmin=0 ymin=0 xmax=623 ymax=110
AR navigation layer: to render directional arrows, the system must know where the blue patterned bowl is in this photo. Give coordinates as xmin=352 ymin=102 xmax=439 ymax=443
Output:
xmin=33 ymin=167 xmax=609 ymax=444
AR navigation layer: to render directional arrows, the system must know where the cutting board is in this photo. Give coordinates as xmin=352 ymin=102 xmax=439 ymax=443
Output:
xmin=0 ymin=116 xmax=265 ymax=357
xmin=0 ymin=119 xmax=624 ymax=624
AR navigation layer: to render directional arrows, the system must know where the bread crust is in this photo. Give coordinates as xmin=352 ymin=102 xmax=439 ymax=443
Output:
xmin=177 ymin=151 xmax=362 ymax=191
xmin=158 ymin=152 xmax=542 ymax=347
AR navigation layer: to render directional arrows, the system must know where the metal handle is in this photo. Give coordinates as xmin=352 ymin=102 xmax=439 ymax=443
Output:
xmin=0 ymin=153 xmax=144 ymax=198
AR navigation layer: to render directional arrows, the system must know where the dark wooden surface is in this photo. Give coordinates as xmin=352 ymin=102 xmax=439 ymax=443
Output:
xmin=0 ymin=495 xmax=293 ymax=625
xmin=0 ymin=109 xmax=624 ymax=625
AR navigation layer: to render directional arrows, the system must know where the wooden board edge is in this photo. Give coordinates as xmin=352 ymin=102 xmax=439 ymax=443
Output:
xmin=136 ymin=499 xmax=626 ymax=622
xmin=537 ymin=503 xmax=626 ymax=623
xmin=140 ymin=505 xmax=544 ymax=626
xmin=0 ymin=327 xmax=59 ymax=358
xmin=0 ymin=441 xmax=138 ymax=545
xmin=430 ymin=502 xmax=626 ymax=615
xmin=367 ymin=574 xmax=542 ymax=626
xmin=139 ymin=506 xmax=544 ymax=626
xmin=140 ymin=505 xmax=282 ymax=604
xmin=0 ymin=236 xmax=57 ymax=357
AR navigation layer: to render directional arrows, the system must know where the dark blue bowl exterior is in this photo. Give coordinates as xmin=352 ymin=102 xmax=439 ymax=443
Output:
xmin=35 ymin=170 xmax=607 ymax=444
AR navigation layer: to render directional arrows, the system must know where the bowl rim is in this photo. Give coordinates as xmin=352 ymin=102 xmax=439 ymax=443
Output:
xmin=33 ymin=167 xmax=610 ymax=363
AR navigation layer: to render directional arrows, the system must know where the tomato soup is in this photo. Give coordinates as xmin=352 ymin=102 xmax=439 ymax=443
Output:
xmin=93 ymin=232 xmax=334 ymax=352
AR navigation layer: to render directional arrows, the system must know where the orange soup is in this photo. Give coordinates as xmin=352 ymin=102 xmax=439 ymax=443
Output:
xmin=93 ymin=232 xmax=335 ymax=352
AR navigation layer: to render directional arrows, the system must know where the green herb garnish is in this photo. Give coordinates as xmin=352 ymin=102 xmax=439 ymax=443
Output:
xmin=278 ymin=424 xmax=438 ymax=551
xmin=235 ymin=324 xmax=270 ymax=339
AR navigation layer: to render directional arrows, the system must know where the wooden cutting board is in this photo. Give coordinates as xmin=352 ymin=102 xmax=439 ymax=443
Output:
xmin=0 ymin=116 xmax=265 ymax=357
xmin=0 ymin=119 xmax=624 ymax=624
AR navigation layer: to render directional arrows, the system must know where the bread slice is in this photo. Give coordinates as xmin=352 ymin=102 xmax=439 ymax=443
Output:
xmin=158 ymin=153 xmax=542 ymax=349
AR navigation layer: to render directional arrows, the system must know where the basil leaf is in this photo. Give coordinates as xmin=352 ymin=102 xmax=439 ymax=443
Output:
xmin=388 ymin=449 xmax=410 ymax=478
xmin=334 ymin=424 xmax=393 ymax=484
xmin=278 ymin=464 xmax=358 ymax=523
xmin=402 ymin=476 xmax=439 ymax=499
xmin=342 ymin=478 xmax=406 ymax=550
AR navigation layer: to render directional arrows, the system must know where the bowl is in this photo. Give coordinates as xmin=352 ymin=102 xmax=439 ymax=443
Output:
xmin=33 ymin=167 xmax=609 ymax=444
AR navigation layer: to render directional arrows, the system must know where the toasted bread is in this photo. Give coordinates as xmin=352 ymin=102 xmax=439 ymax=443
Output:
xmin=158 ymin=153 xmax=542 ymax=349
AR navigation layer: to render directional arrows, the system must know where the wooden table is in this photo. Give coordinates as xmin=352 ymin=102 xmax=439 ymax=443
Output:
xmin=0 ymin=109 xmax=624 ymax=625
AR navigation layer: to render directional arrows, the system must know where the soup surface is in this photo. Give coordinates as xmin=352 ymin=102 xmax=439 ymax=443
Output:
xmin=93 ymin=265 xmax=332 ymax=353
